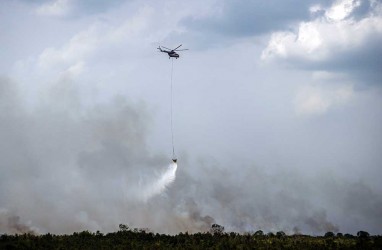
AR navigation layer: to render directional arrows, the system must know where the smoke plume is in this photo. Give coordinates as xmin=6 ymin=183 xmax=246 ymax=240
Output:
xmin=0 ymin=76 xmax=381 ymax=235
xmin=0 ymin=211 xmax=34 ymax=235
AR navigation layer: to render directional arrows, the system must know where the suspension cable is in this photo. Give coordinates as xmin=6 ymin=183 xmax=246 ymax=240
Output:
xmin=170 ymin=58 xmax=176 ymax=159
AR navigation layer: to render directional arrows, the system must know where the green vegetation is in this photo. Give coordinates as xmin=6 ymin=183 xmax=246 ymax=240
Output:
xmin=1 ymin=224 xmax=381 ymax=249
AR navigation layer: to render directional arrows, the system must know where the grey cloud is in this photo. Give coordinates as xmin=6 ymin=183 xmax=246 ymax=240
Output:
xmin=72 ymin=0 xmax=126 ymax=17
xmin=17 ymin=0 xmax=126 ymax=18
xmin=264 ymin=0 xmax=382 ymax=86
xmin=318 ymin=0 xmax=381 ymax=85
xmin=181 ymin=0 xmax=331 ymax=39
xmin=348 ymin=0 xmax=374 ymax=20
xmin=287 ymin=36 xmax=382 ymax=86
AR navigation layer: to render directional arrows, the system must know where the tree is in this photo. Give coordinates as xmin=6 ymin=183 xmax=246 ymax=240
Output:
xmin=254 ymin=230 xmax=264 ymax=236
xmin=324 ymin=232 xmax=335 ymax=237
xmin=357 ymin=231 xmax=370 ymax=239
xmin=344 ymin=233 xmax=354 ymax=238
xmin=276 ymin=231 xmax=286 ymax=238
xmin=267 ymin=232 xmax=275 ymax=237
xmin=118 ymin=224 xmax=129 ymax=232
xmin=210 ymin=224 xmax=225 ymax=235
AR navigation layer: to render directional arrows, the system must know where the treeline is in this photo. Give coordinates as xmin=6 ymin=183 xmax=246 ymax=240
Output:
xmin=1 ymin=224 xmax=381 ymax=249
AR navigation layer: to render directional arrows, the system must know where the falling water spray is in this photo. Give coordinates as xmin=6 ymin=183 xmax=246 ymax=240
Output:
xmin=141 ymin=162 xmax=178 ymax=202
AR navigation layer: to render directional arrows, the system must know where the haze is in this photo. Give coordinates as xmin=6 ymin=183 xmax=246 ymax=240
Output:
xmin=0 ymin=0 xmax=381 ymax=235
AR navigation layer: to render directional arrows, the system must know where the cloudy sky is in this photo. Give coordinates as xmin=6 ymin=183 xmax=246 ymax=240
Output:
xmin=0 ymin=0 xmax=381 ymax=235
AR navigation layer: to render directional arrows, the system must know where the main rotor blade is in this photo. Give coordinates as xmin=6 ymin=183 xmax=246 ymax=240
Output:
xmin=174 ymin=49 xmax=188 ymax=51
xmin=161 ymin=46 xmax=172 ymax=50
xmin=173 ymin=44 xmax=182 ymax=50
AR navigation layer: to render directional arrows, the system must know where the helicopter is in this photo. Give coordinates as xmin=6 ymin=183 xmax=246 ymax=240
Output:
xmin=157 ymin=44 xmax=188 ymax=59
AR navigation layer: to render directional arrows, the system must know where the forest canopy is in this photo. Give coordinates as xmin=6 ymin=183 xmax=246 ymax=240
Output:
xmin=1 ymin=224 xmax=381 ymax=250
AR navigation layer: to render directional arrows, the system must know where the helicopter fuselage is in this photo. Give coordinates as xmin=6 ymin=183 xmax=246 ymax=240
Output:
xmin=158 ymin=45 xmax=186 ymax=59
xmin=168 ymin=51 xmax=179 ymax=58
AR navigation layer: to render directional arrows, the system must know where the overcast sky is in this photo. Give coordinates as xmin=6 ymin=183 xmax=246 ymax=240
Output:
xmin=1 ymin=0 xmax=382 ymax=235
